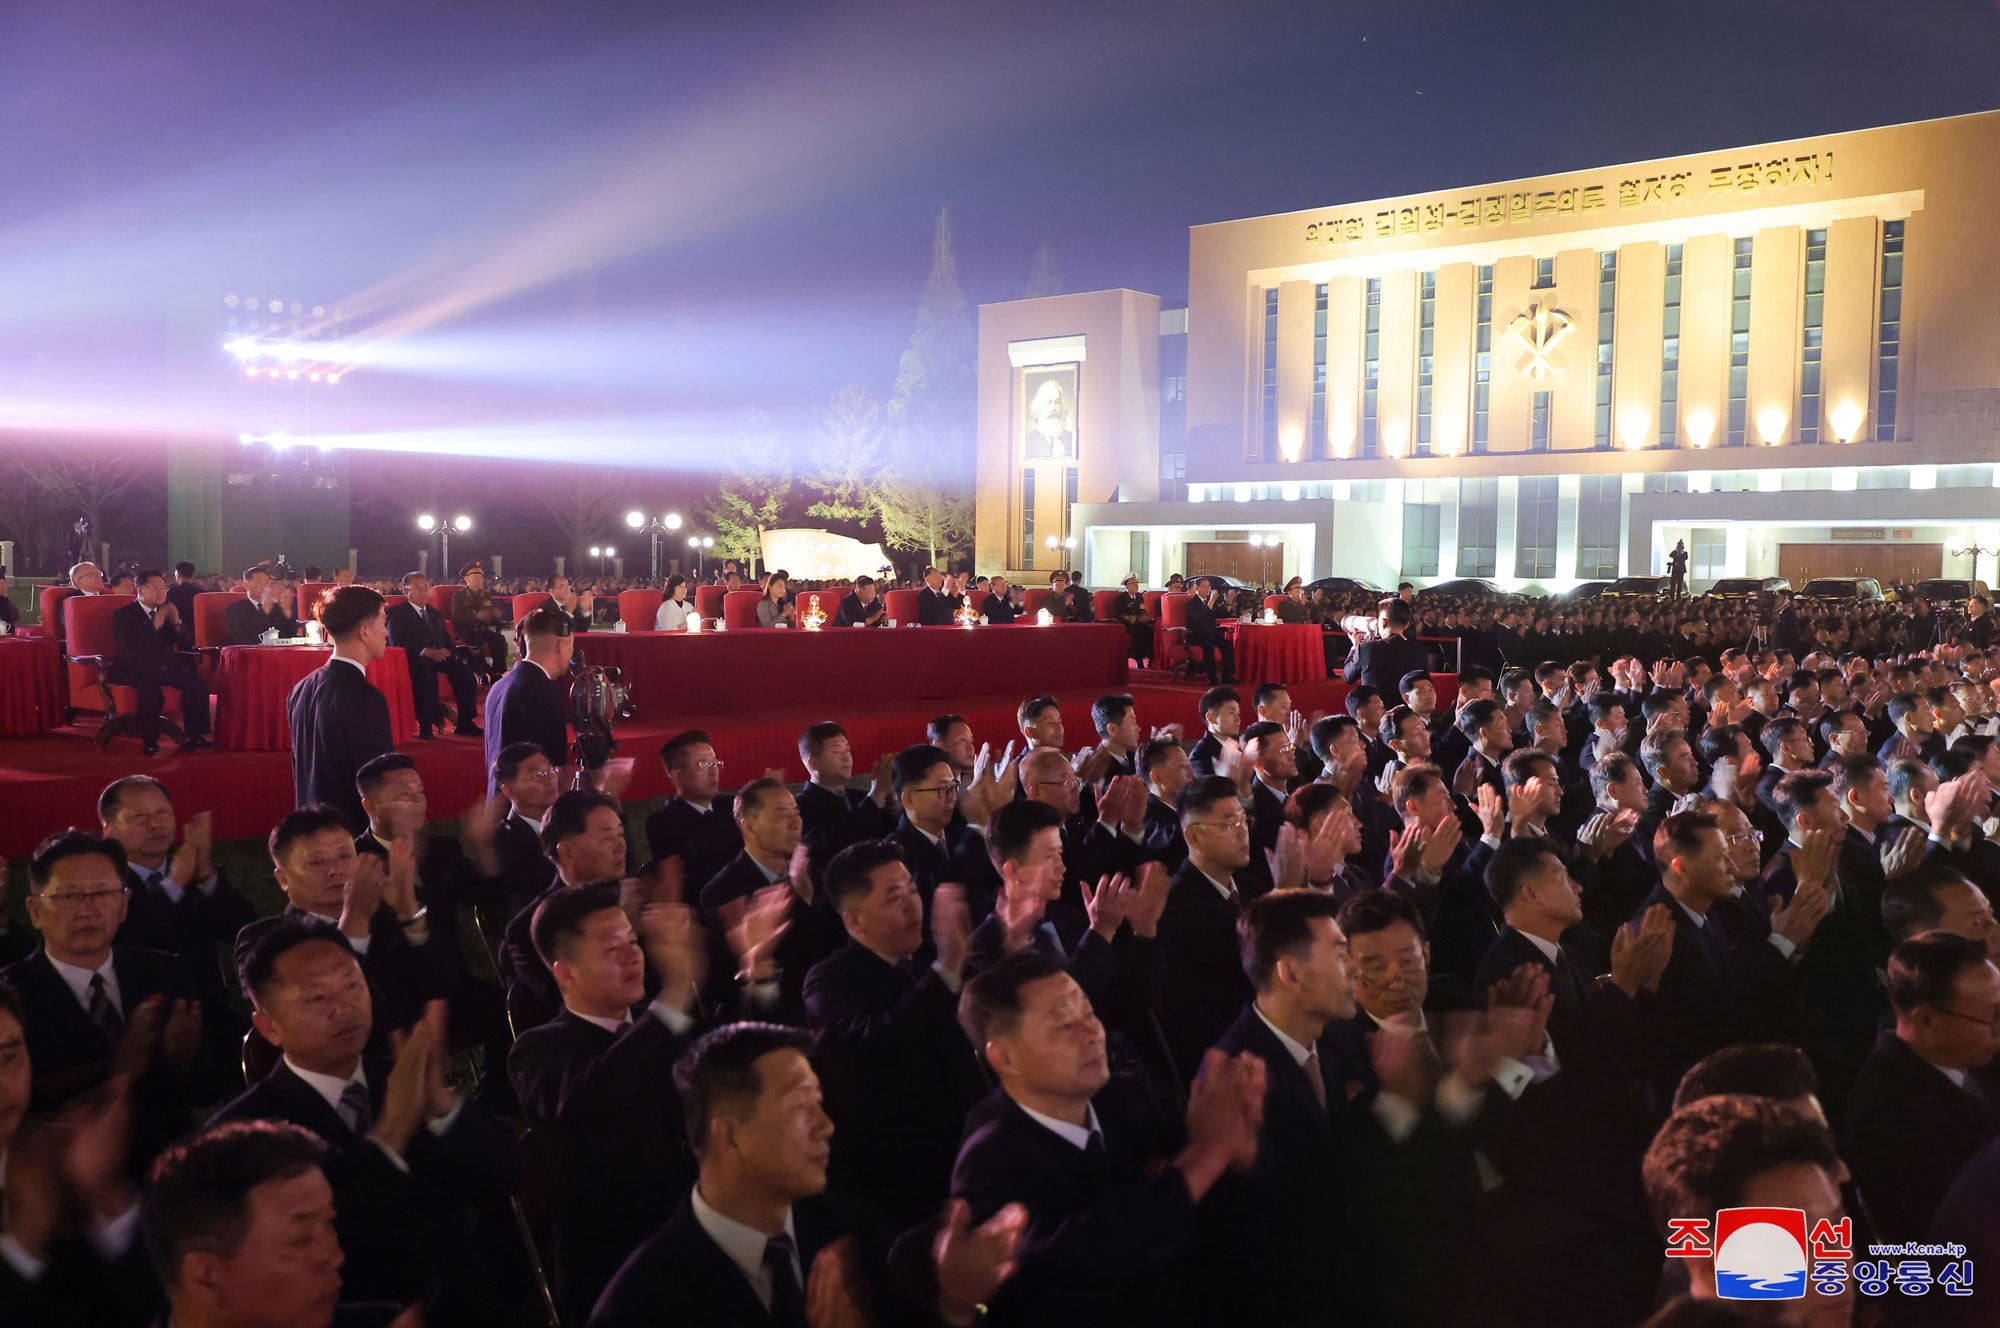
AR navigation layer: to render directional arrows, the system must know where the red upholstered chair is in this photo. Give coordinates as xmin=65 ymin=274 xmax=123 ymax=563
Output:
xmin=722 ymin=590 xmax=764 ymax=630
xmin=39 ymin=585 xmax=79 ymax=644
xmin=1157 ymin=593 xmax=1193 ymax=677
xmin=64 ymin=594 xmax=183 ymax=747
xmin=295 ymin=582 xmax=334 ymax=623
xmin=1092 ymin=589 xmax=1122 ymax=621
xmin=695 ymin=584 xmax=726 ymax=622
xmin=1264 ymin=595 xmax=1285 ymax=615
xmin=512 ymin=593 xmax=550 ymax=625
xmin=193 ymin=592 xmax=237 ymax=650
xmin=882 ymin=588 xmax=920 ymax=625
xmin=384 ymin=595 xmax=407 ymax=613
xmin=617 ymin=589 xmax=664 ymax=631
xmin=1142 ymin=590 xmax=1164 ymax=621
xmin=1019 ymin=587 xmax=1052 ymax=620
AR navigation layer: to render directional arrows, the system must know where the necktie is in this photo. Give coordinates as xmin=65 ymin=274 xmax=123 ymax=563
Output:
xmin=1303 ymin=1051 xmax=1328 ymax=1110
xmin=337 ymin=1080 xmax=374 ymax=1137
xmin=763 ymin=1232 xmax=806 ymax=1327
xmin=86 ymin=972 xmax=123 ymax=1040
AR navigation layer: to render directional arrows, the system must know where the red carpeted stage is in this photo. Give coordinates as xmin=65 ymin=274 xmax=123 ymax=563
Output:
xmin=0 ymin=670 xmax=1446 ymax=857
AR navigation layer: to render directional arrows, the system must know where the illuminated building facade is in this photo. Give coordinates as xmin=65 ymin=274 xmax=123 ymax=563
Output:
xmin=977 ymin=111 xmax=2000 ymax=591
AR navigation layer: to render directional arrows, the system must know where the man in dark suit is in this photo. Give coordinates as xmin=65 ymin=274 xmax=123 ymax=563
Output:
xmin=948 ymin=951 xmax=1264 ymax=1328
xmin=1139 ymin=737 xmax=1192 ymax=871
xmin=1183 ymin=577 xmax=1236 ymax=685
xmin=831 ymin=573 xmax=889 ymax=627
xmin=237 ymin=807 xmax=455 ymax=1044
xmin=483 ymin=606 xmax=573 ymax=794
xmin=698 ymin=778 xmax=848 ymax=1022
xmin=1156 ymin=776 xmax=1263 ymax=1081
xmin=796 ymin=721 xmax=894 ymax=879
xmin=917 ymin=565 xmax=957 ymax=625
xmin=1187 ymin=685 xmax=1240 ymax=780
xmin=216 ymin=919 xmax=521 ymax=1311
xmin=162 ymin=560 xmax=202 ymax=643
xmin=4 ymin=830 xmax=206 ymax=1175
xmin=1844 ymin=930 xmax=2000 ymax=1241
xmin=883 ymin=743 xmax=993 ymax=921
xmin=111 ymin=570 xmax=213 ymax=753
xmin=543 ymin=575 xmax=596 ymax=634
xmin=498 ymin=790 xmax=635 ymax=1033
xmin=224 ymin=563 xmax=301 ymax=645
xmin=1449 ymin=698 xmax=1512 ymax=809
xmin=386 ymin=571 xmax=483 ymax=740
xmin=803 ymin=840 xmax=986 ymax=1228
xmin=1342 ymin=597 xmax=1430 ymax=695
xmin=286 ymin=585 xmax=395 ymax=831
xmin=644 ymin=729 xmax=742 ymax=891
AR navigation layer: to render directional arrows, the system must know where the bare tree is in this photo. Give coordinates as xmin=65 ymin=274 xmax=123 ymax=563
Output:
xmin=24 ymin=452 xmax=142 ymax=566
xmin=537 ymin=470 xmax=624 ymax=574
xmin=0 ymin=459 xmax=59 ymax=573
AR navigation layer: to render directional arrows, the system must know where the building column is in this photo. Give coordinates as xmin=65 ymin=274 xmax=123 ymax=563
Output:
xmin=1439 ymin=478 xmax=1461 ymax=578
xmin=167 ymin=443 xmax=224 ymax=574
xmin=1556 ymin=473 xmax=1581 ymax=582
xmin=1495 ymin=476 xmax=1520 ymax=582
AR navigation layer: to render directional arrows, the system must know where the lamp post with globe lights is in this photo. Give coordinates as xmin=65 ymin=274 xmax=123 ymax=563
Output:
xmin=589 ymin=545 xmax=619 ymax=578
xmin=687 ymin=535 xmax=715 ymax=581
xmin=417 ymin=513 xmax=473 ymax=580
xmin=627 ymin=510 xmax=684 ymax=582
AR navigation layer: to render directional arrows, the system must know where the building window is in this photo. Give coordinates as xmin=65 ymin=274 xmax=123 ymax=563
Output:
xmin=1473 ymin=264 xmax=1492 ymax=454
xmin=1311 ymin=283 xmax=1328 ymax=460
xmin=1877 ymin=219 xmax=1904 ymax=442
xmin=1401 ymin=501 xmax=1440 ymax=578
xmin=1659 ymin=243 xmax=1682 ymax=448
xmin=1514 ymin=477 xmax=1558 ymax=578
xmin=1533 ymin=257 xmax=1555 ymax=290
xmin=1162 ymin=376 xmax=1186 ymax=403
xmin=1362 ymin=278 xmax=1381 ymax=457
xmin=1798 ymin=229 xmax=1826 ymax=444
xmin=1689 ymin=528 xmax=1727 ymax=585
xmin=1457 ymin=477 xmax=1498 ymax=578
xmin=1594 ymin=252 xmax=1616 ymax=449
xmin=1727 ymin=237 xmax=1752 ymax=446
xmin=1530 ymin=390 xmax=1551 ymax=452
xmin=1261 ymin=288 xmax=1278 ymax=461
xmin=1415 ymin=271 xmax=1435 ymax=457
xmin=1159 ymin=452 xmax=1186 ymax=481
xmin=1020 ymin=470 xmax=1035 ymax=569
xmin=1065 ymin=465 xmax=1077 ymax=511
xmin=1576 ymin=474 xmax=1622 ymax=578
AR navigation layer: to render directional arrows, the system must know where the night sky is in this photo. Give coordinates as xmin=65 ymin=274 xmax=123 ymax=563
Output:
xmin=2 ymin=0 xmax=1997 ymax=473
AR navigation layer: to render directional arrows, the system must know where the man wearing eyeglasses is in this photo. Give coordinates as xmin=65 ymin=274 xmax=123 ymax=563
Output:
xmin=886 ymin=743 xmax=997 ymax=931
xmin=1846 ymin=931 xmax=2000 ymax=1242
xmin=645 ymin=728 xmax=743 ymax=894
xmin=1155 ymin=775 xmax=1262 ymax=1080
xmin=2 ymin=829 xmax=204 ymax=1173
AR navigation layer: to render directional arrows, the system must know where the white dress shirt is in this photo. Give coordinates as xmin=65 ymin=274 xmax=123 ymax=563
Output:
xmin=1013 ymin=1098 xmax=1104 ymax=1151
xmin=690 ymin=1185 xmax=799 ymax=1312
xmin=655 ymin=598 xmax=694 ymax=631
xmin=45 ymin=952 xmax=121 ymax=1020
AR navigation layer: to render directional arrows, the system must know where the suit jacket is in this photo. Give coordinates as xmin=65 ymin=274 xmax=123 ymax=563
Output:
xmin=484 ymin=660 xmax=569 ymax=794
xmin=1187 ymin=732 xmax=1223 ymax=780
xmin=213 ymin=1056 xmax=521 ymax=1307
xmin=644 ymin=796 xmax=741 ymax=894
xmin=553 ymin=1010 xmax=701 ymax=1325
xmin=832 ymin=590 xmax=885 ymax=627
xmin=1183 ymin=593 xmax=1226 ymax=646
xmin=287 ymin=660 xmax=394 ymax=830
xmin=1845 ymin=1031 xmax=2000 ymax=1241
xmin=1342 ymin=631 xmax=1431 ymax=695
xmin=508 ymin=1006 xmax=623 ymax=1126
xmin=109 ymin=600 xmax=183 ymax=681
xmin=979 ymin=592 xmax=1016 ymax=624
xmin=225 ymin=594 xmax=299 ymax=645
xmin=1 ymin=945 xmax=199 ymax=1172
xmin=803 ymin=940 xmax=986 ymax=1227
xmin=588 ymin=1193 xmax=890 ymax=1328
xmin=796 ymin=781 xmax=892 ymax=881
xmin=235 ymin=905 xmax=455 ymax=1041
xmin=916 ymin=585 xmax=956 ymax=626
xmin=1141 ymin=794 xmax=1188 ymax=872
xmin=1155 ymin=860 xmax=1258 ymax=1081
xmin=700 ymin=852 xmax=849 ymax=1022
xmin=950 ymin=1079 xmax=1203 ymax=1328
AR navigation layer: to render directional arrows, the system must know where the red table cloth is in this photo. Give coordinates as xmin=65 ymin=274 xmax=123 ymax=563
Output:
xmin=215 ymin=646 xmax=419 ymax=751
xmin=572 ymin=622 xmax=1131 ymax=720
xmin=0 ymin=637 xmax=66 ymax=735
xmin=1231 ymin=622 xmax=1326 ymax=684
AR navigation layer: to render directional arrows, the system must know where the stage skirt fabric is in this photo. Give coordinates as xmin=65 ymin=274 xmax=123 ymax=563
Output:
xmin=0 ymin=637 xmax=66 ymax=734
xmin=215 ymin=646 xmax=419 ymax=751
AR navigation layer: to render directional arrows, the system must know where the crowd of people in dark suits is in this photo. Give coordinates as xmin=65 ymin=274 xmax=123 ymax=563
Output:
xmin=12 ymin=574 xmax=2000 ymax=1327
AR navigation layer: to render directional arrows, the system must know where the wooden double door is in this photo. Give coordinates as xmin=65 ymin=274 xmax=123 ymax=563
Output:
xmin=1778 ymin=543 xmax=1942 ymax=589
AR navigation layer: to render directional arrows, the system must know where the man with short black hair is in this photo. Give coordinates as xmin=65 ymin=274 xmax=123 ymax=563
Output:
xmin=112 ymin=569 xmax=214 ymax=754
xmin=917 ymin=565 xmax=957 ymax=625
xmin=225 ymin=564 xmax=300 ymax=645
xmin=1183 ymin=577 xmax=1236 ymax=685
xmin=1845 ymin=930 xmax=2000 ymax=1239
xmin=1155 ymin=776 xmax=1260 ymax=1078
xmin=1139 ymin=737 xmax=1193 ymax=871
xmin=796 ymin=721 xmax=894 ymax=877
xmin=1188 ymin=685 xmax=1240 ymax=779
xmin=644 ymin=730 xmax=741 ymax=892
xmin=1673 ymin=1043 xmax=1825 ymax=1118
xmin=832 ymin=573 xmax=888 ymax=627
xmin=1342 ymin=597 xmax=1428 ymax=695
xmin=287 ymin=586 xmax=394 ymax=831
xmin=484 ymin=606 xmax=572 ymax=794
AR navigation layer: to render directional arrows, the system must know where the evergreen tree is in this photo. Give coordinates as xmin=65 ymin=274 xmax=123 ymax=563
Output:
xmin=701 ymin=406 xmax=794 ymax=576
xmin=805 ymin=384 xmax=885 ymax=527
xmin=875 ymin=207 xmax=976 ymax=568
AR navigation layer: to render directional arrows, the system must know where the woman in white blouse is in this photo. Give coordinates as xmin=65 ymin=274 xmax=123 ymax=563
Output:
xmin=654 ymin=574 xmax=695 ymax=630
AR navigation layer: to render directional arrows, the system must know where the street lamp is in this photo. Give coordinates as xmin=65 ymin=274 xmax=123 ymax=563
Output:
xmin=628 ymin=511 xmax=685 ymax=581
xmin=416 ymin=513 xmax=472 ymax=577
xmin=588 ymin=545 xmax=617 ymax=577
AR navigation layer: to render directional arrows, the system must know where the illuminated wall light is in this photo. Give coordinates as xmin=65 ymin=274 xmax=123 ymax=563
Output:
xmin=1433 ymin=420 xmax=1465 ymax=458
xmin=1830 ymin=401 xmax=1864 ymax=443
xmin=1233 ymin=483 xmax=1252 ymax=503
xmin=1911 ymin=465 xmax=1937 ymax=490
xmin=1280 ymin=482 xmax=1300 ymax=502
xmin=1617 ymin=413 xmax=1649 ymax=450
xmin=1331 ymin=421 xmax=1357 ymax=460
xmin=1187 ymin=487 xmax=1205 ymax=504
xmin=1831 ymin=467 xmax=1858 ymax=491
xmin=1685 ymin=410 xmax=1716 ymax=448
xmin=1278 ymin=427 xmax=1304 ymax=462
xmin=1382 ymin=422 xmax=1408 ymax=459
xmin=1755 ymin=407 xmax=1787 ymax=445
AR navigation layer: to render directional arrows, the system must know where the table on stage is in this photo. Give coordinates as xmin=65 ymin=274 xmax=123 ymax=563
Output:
xmin=215 ymin=645 xmax=420 ymax=751
xmin=0 ymin=637 xmax=66 ymax=735
xmin=573 ymin=622 xmax=1132 ymax=719
xmin=1229 ymin=622 xmax=1327 ymax=684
